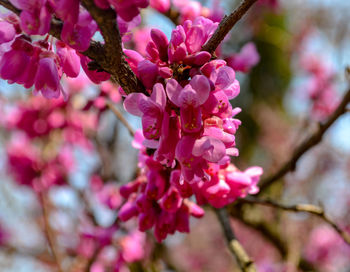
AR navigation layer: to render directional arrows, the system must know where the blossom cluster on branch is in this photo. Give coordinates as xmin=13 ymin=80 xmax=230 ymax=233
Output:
xmin=118 ymin=17 xmax=262 ymax=241
xmin=0 ymin=0 xmax=263 ymax=243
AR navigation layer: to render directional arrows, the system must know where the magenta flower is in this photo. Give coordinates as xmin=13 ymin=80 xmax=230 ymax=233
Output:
xmin=124 ymin=83 xmax=166 ymax=140
xmin=0 ymin=21 xmax=16 ymax=44
xmin=61 ymin=11 xmax=97 ymax=51
xmin=159 ymin=186 xmax=182 ymax=213
xmin=153 ymin=111 xmax=181 ymax=167
xmin=226 ymin=42 xmax=260 ymax=73
xmin=193 ymin=164 xmax=263 ymax=208
xmin=34 ymin=53 xmax=65 ymax=99
xmin=175 ymin=135 xmax=225 ymax=182
xmin=109 ymin=0 xmax=149 ymax=22
xmin=168 ymin=17 xmax=216 ymax=65
xmin=80 ymin=55 xmax=110 ymax=84
xmin=154 ymin=211 xmax=176 ymax=242
xmin=150 ymin=0 xmax=170 ymax=13
xmin=56 ymin=41 xmax=80 ymax=78
xmin=19 ymin=4 xmax=51 ymax=35
xmin=55 ymin=0 xmax=80 ymax=25
xmin=173 ymin=0 xmax=202 ymax=22
xmin=166 ymin=75 xmax=210 ymax=133
xmin=120 ymin=231 xmax=146 ymax=262
xmin=6 ymin=137 xmax=42 ymax=187
xmin=94 ymin=0 xmax=110 ymax=9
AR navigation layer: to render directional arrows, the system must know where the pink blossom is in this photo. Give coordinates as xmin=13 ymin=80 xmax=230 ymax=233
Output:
xmin=0 ymin=21 xmax=16 ymax=44
xmin=61 ymin=11 xmax=97 ymax=51
xmin=110 ymin=0 xmax=149 ymax=22
xmin=118 ymin=14 xmax=141 ymax=42
xmin=80 ymin=55 xmax=110 ymax=84
xmin=166 ymin=75 xmax=210 ymax=133
xmin=34 ymin=53 xmax=65 ymax=99
xmin=226 ymin=42 xmax=260 ymax=73
xmin=55 ymin=0 xmax=80 ymax=25
xmin=133 ymin=28 xmax=152 ymax=57
xmin=150 ymin=0 xmax=170 ymax=13
xmin=173 ymin=0 xmax=202 ymax=22
xmin=120 ymin=231 xmax=146 ymax=262
xmin=19 ymin=4 xmax=51 ymax=35
xmin=124 ymin=83 xmax=166 ymax=139
xmin=305 ymin=225 xmax=350 ymax=270
xmin=168 ymin=17 xmax=217 ymax=65
xmin=192 ymin=164 xmax=263 ymax=208
xmin=56 ymin=41 xmax=80 ymax=78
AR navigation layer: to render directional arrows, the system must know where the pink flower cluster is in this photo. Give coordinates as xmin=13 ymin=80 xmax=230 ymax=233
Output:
xmin=121 ymin=17 xmax=262 ymax=241
xmin=77 ymin=223 xmax=146 ymax=271
xmin=300 ymin=54 xmax=339 ymax=120
xmin=225 ymin=42 xmax=260 ymax=73
xmin=5 ymin=94 xmax=97 ymax=191
xmin=304 ymin=225 xmax=350 ymax=271
xmin=6 ymin=136 xmax=68 ymax=191
xmin=0 ymin=11 xmax=112 ymax=99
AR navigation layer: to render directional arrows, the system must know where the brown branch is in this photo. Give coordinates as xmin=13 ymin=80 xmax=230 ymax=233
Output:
xmin=81 ymin=0 xmax=146 ymax=95
xmin=0 ymin=0 xmax=146 ymax=95
xmin=241 ymin=196 xmax=350 ymax=245
xmin=259 ymin=88 xmax=350 ymax=192
xmin=215 ymin=208 xmax=256 ymax=272
xmin=41 ymin=194 xmax=64 ymax=272
xmin=162 ymin=6 xmax=180 ymax=25
xmin=202 ymin=0 xmax=258 ymax=54
xmin=107 ymin=101 xmax=135 ymax=137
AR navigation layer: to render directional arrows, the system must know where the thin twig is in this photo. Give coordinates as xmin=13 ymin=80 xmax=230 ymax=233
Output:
xmin=41 ymin=194 xmax=64 ymax=272
xmin=241 ymin=196 xmax=350 ymax=245
xmin=107 ymin=101 xmax=135 ymax=137
xmin=259 ymin=88 xmax=350 ymax=192
xmin=202 ymin=0 xmax=258 ymax=54
xmin=215 ymin=208 xmax=256 ymax=272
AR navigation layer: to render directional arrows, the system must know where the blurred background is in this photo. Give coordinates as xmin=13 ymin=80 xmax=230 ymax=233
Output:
xmin=0 ymin=0 xmax=350 ymax=271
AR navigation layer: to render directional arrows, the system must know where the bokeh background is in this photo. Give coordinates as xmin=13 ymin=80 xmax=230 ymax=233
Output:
xmin=0 ymin=0 xmax=350 ymax=271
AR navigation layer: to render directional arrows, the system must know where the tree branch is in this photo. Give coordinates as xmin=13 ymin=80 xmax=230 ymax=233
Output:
xmin=41 ymin=194 xmax=64 ymax=272
xmin=0 ymin=0 xmax=146 ymax=95
xmin=230 ymin=211 xmax=317 ymax=271
xmin=215 ymin=208 xmax=256 ymax=272
xmin=259 ymin=88 xmax=350 ymax=192
xmin=81 ymin=0 xmax=146 ymax=95
xmin=202 ymin=0 xmax=258 ymax=54
xmin=107 ymin=101 xmax=135 ymax=137
xmin=241 ymin=196 xmax=350 ymax=245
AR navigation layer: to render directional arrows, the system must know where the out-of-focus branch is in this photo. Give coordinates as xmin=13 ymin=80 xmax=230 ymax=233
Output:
xmin=163 ymin=7 xmax=180 ymax=25
xmin=0 ymin=244 xmax=55 ymax=265
xmin=231 ymin=211 xmax=316 ymax=272
xmin=215 ymin=208 xmax=256 ymax=272
xmin=107 ymin=101 xmax=135 ymax=137
xmin=41 ymin=194 xmax=64 ymax=272
xmin=259 ymin=88 xmax=350 ymax=192
xmin=0 ymin=0 xmax=146 ymax=95
xmin=202 ymin=0 xmax=258 ymax=54
xmin=241 ymin=196 xmax=350 ymax=245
